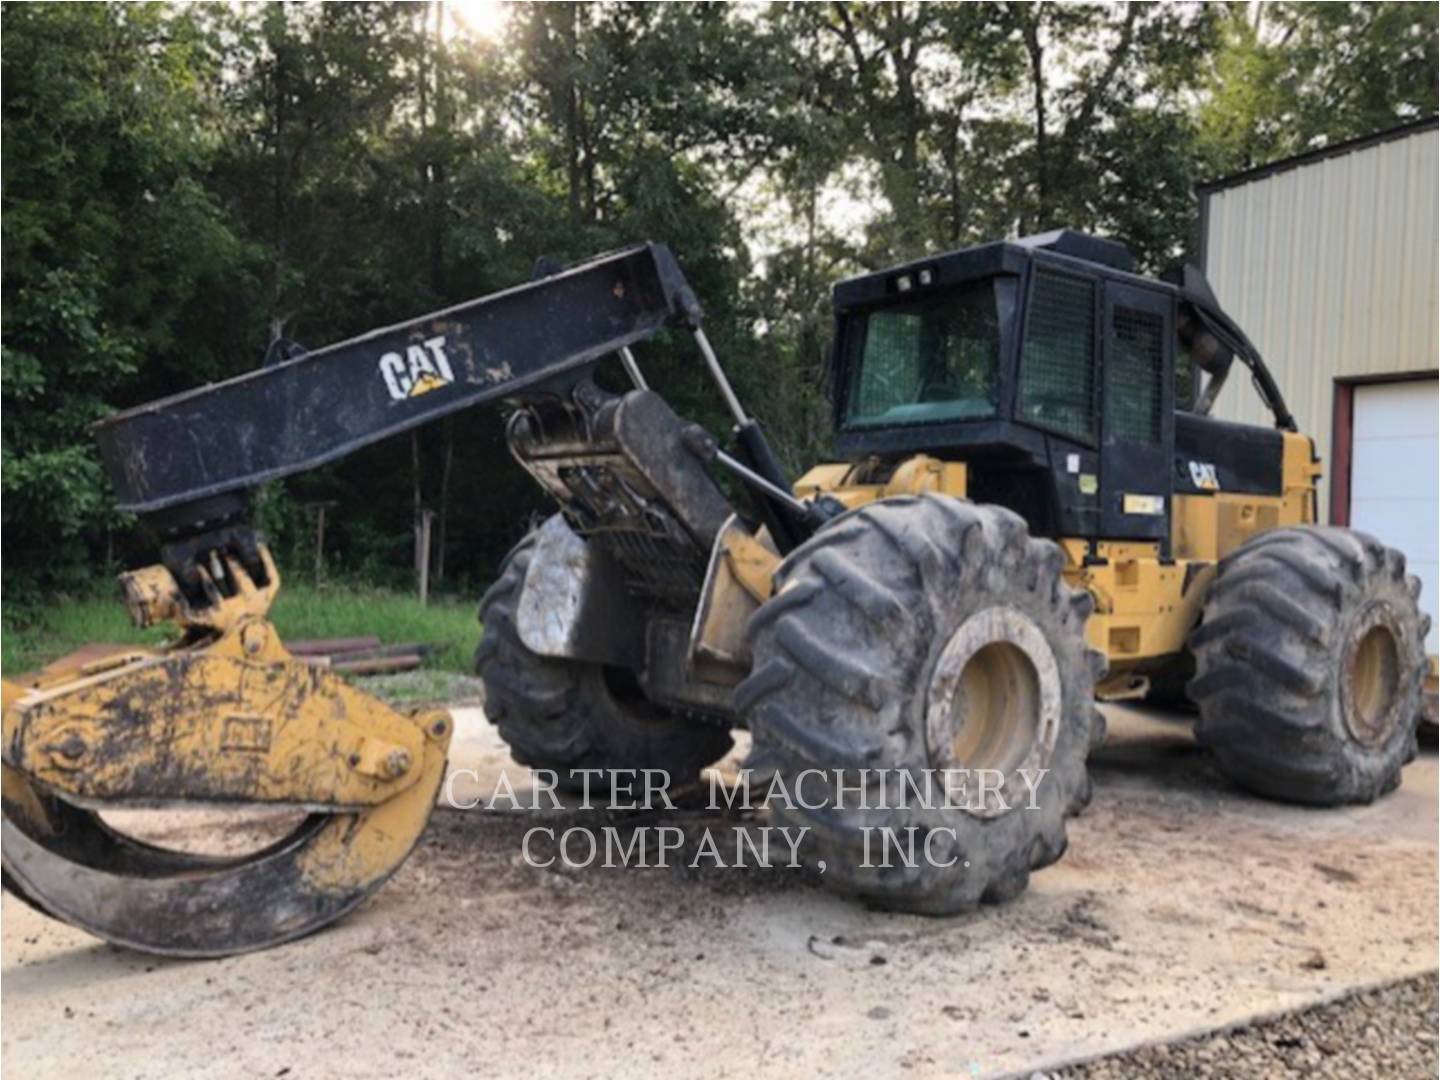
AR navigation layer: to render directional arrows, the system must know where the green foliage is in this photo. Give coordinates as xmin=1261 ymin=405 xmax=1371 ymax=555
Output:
xmin=1 ymin=582 xmax=477 ymax=676
xmin=1199 ymin=2 xmax=1438 ymax=172
xmin=2 ymin=2 xmax=254 ymax=598
xmin=268 ymin=585 xmax=479 ymax=672
xmin=2 ymin=0 xmax=1434 ymax=612
xmin=1 ymin=591 xmax=171 ymax=676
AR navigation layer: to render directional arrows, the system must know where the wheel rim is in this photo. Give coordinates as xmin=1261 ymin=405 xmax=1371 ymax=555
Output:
xmin=926 ymin=606 xmax=1062 ymax=817
xmin=1344 ymin=608 xmax=1403 ymax=747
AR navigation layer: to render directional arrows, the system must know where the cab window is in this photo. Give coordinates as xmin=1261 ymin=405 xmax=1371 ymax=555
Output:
xmin=844 ymin=282 xmax=1001 ymax=429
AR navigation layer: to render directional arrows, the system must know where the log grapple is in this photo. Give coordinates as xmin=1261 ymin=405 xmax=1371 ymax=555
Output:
xmin=2 ymin=549 xmax=452 ymax=956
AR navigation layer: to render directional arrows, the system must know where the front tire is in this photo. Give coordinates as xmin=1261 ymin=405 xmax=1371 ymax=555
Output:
xmin=1188 ymin=526 xmax=1428 ymax=806
xmin=476 ymin=525 xmax=733 ymax=790
xmin=736 ymin=495 xmax=1105 ymax=914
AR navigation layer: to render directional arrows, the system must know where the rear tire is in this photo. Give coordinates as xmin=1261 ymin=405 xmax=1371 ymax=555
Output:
xmin=1188 ymin=526 xmax=1428 ymax=806
xmin=476 ymin=525 xmax=733 ymax=790
xmin=737 ymin=495 xmax=1105 ymax=914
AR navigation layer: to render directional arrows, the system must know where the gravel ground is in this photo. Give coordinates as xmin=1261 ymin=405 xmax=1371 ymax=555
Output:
xmin=1050 ymin=973 xmax=1439 ymax=1078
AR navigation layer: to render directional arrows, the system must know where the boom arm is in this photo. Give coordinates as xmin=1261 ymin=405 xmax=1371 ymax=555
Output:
xmin=93 ymin=243 xmax=703 ymax=525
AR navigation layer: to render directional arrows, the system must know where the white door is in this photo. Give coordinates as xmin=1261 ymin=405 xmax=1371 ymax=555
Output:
xmin=1349 ymin=378 xmax=1439 ymax=654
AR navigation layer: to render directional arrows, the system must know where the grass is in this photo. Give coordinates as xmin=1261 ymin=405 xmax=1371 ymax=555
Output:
xmin=1 ymin=583 xmax=482 ymax=678
xmin=268 ymin=585 xmax=480 ymax=671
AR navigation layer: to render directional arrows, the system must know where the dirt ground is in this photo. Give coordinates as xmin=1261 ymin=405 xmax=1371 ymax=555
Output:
xmin=3 ymin=704 xmax=1436 ymax=1079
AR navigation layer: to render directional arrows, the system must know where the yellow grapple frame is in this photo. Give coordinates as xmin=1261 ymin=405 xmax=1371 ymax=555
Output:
xmin=2 ymin=548 xmax=452 ymax=957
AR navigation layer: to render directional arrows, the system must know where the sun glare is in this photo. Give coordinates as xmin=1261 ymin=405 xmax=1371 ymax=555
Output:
xmin=445 ymin=0 xmax=510 ymax=42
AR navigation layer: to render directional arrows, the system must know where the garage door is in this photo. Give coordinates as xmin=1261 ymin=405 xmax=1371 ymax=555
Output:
xmin=1349 ymin=378 xmax=1439 ymax=654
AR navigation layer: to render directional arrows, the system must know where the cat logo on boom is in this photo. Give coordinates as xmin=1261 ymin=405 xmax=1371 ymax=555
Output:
xmin=379 ymin=335 xmax=455 ymax=401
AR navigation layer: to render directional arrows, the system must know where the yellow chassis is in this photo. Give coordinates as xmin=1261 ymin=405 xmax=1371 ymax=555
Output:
xmin=791 ymin=434 xmax=1321 ymax=680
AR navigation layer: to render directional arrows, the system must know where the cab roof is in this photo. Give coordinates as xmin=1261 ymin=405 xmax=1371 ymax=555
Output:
xmin=831 ymin=229 xmax=1140 ymax=311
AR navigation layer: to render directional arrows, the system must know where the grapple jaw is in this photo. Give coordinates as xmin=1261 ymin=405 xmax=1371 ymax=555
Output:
xmin=1 ymin=544 xmax=451 ymax=958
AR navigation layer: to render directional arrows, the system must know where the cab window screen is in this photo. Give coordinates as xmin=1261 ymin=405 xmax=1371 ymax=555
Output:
xmin=845 ymin=283 xmax=1000 ymax=428
xmin=1018 ymin=271 xmax=1096 ymax=443
xmin=1110 ymin=306 xmax=1165 ymax=443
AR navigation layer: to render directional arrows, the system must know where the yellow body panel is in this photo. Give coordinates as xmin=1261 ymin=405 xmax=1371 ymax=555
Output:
xmin=1173 ymin=432 xmax=1318 ymax=560
xmin=795 ymin=455 xmax=968 ymax=507
xmin=1062 ymin=543 xmax=1212 ymax=667
xmin=723 ymin=525 xmax=781 ymax=604
xmin=691 ymin=518 xmax=782 ymax=685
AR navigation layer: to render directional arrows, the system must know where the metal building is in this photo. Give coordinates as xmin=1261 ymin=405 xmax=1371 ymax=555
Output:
xmin=1198 ymin=117 xmax=1439 ymax=653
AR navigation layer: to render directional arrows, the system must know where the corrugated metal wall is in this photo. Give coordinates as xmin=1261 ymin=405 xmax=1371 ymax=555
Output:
xmin=1201 ymin=125 xmax=1439 ymax=517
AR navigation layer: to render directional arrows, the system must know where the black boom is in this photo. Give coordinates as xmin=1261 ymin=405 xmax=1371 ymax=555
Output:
xmin=93 ymin=243 xmax=702 ymax=523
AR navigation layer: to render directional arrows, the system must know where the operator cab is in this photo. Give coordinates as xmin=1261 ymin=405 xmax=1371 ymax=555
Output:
xmin=828 ymin=229 xmax=1290 ymax=552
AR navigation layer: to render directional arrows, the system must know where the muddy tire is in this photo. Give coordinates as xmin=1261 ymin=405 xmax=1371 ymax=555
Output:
xmin=1188 ymin=526 xmax=1428 ymax=806
xmin=736 ymin=495 xmax=1105 ymax=914
xmin=475 ymin=524 xmax=733 ymax=790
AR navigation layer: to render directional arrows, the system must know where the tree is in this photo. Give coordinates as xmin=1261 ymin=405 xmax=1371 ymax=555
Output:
xmin=770 ymin=2 xmax=1218 ymax=270
xmin=998 ymin=2 xmax=1221 ymax=267
xmin=776 ymin=3 xmax=1018 ymax=265
xmin=1 ymin=2 xmax=249 ymax=597
xmin=3 ymin=0 xmax=1434 ymax=603
xmin=1200 ymin=2 xmax=1439 ymax=173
